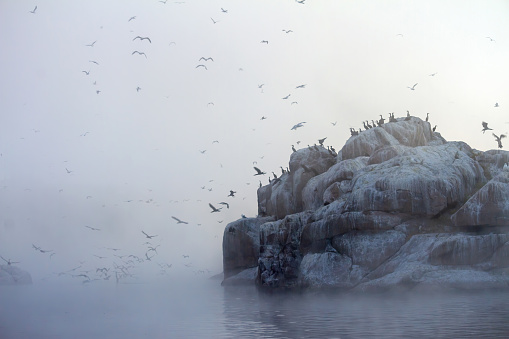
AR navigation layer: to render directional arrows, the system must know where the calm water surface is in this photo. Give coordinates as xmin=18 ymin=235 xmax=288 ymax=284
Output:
xmin=1 ymin=278 xmax=509 ymax=338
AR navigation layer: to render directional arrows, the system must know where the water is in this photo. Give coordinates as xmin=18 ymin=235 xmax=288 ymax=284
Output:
xmin=1 ymin=278 xmax=509 ymax=338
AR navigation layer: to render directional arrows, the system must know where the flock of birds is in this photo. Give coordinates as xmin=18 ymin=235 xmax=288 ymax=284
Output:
xmin=2 ymin=2 xmax=505 ymax=284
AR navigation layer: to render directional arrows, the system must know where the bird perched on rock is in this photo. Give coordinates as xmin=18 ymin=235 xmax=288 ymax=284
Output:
xmin=318 ymin=137 xmax=327 ymax=146
xmin=493 ymin=133 xmax=506 ymax=148
xmin=482 ymin=121 xmax=493 ymax=133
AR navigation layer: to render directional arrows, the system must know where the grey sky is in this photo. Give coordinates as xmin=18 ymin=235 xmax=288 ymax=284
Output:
xmin=1 ymin=0 xmax=508 ymax=280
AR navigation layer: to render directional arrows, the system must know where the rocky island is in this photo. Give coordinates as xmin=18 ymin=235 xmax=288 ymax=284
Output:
xmin=222 ymin=116 xmax=509 ymax=290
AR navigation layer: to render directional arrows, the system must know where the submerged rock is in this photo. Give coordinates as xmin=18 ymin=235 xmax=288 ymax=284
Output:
xmin=223 ymin=116 xmax=509 ymax=290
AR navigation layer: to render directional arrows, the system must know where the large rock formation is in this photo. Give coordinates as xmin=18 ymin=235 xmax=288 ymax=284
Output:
xmin=0 ymin=265 xmax=32 ymax=285
xmin=222 ymin=117 xmax=509 ymax=290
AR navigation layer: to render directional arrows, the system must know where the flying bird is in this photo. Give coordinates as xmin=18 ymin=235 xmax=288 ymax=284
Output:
xmin=218 ymin=202 xmax=229 ymax=209
xmin=1 ymin=256 xmax=20 ymax=265
xmin=141 ymin=231 xmax=158 ymax=239
xmin=128 ymin=16 xmax=136 ymax=22
xmin=209 ymin=203 xmax=222 ymax=213
xmin=494 ymin=103 xmax=499 ymax=107
xmin=481 ymin=121 xmax=493 ymax=134
xmin=133 ymin=36 xmax=152 ymax=43
xmin=82 ymin=70 xmax=90 ymax=75
xmin=89 ymin=60 xmax=99 ymax=65
xmin=85 ymin=41 xmax=97 ymax=47
xmin=407 ymin=83 xmax=418 ymax=90
xmin=171 ymin=216 xmax=188 ymax=224
xmin=486 ymin=37 xmax=495 ymax=42
xmin=253 ymin=167 xmax=266 ymax=176
xmin=211 ymin=18 xmax=218 ymax=24
xmin=29 ymin=6 xmax=37 ymax=14
xmin=85 ymin=225 xmax=100 ymax=231
xmin=282 ymin=29 xmax=293 ymax=33
xmin=282 ymin=94 xmax=291 ymax=99
xmin=260 ymin=40 xmax=269 ymax=44
xmin=221 ymin=8 xmax=228 ymax=13
xmin=493 ymin=133 xmax=506 ymax=149
xmin=296 ymin=84 xmax=306 ymax=88
xmin=196 ymin=64 xmax=208 ymax=70
xmin=132 ymin=51 xmax=147 ymax=58
xmin=228 ymin=190 xmax=236 ymax=197
xmin=429 ymin=72 xmax=438 ymax=76
xmin=199 ymin=57 xmax=214 ymax=62
xmin=291 ymin=122 xmax=306 ymax=130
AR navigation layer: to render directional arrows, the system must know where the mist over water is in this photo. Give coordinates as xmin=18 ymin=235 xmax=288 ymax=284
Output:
xmin=1 ymin=278 xmax=509 ymax=338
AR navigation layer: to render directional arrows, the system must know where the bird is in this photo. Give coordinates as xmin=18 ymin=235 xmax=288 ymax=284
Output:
xmin=141 ymin=231 xmax=157 ymax=239
xmin=209 ymin=203 xmax=222 ymax=213
xmin=425 ymin=113 xmax=429 ymax=122
xmin=211 ymin=18 xmax=218 ymax=24
xmin=407 ymin=83 xmax=418 ymax=90
xmin=29 ymin=6 xmax=37 ymax=14
xmin=429 ymin=72 xmax=438 ymax=76
xmin=296 ymin=84 xmax=306 ymax=88
xmin=493 ymin=133 xmax=506 ymax=149
xmin=258 ymin=84 xmax=265 ymax=89
xmin=136 ymin=87 xmax=141 ymax=92
xmin=282 ymin=94 xmax=291 ymax=99
xmin=132 ymin=51 xmax=147 ymax=58
xmin=219 ymin=202 xmax=229 ymax=209
xmin=221 ymin=8 xmax=228 ymax=13
xmin=260 ymin=40 xmax=269 ymax=44
xmin=1 ymin=256 xmax=20 ymax=265
xmin=292 ymin=145 xmax=297 ymax=152
xmin=282 ymin=29 xmax=293 ymax=33
xmin=291 ymin=101 xmax=298 ymax=105
xmin=128 ymin=16 xmax=136 ymax=22
xmin=433 ymin=125 xmax=437 ymax=132
xmin=331 ymin=121 xmax=337 ymax=126
xmin=133 ymin=36 xmax=152 ymax=43
xmin=171 ymin=216 xmax=188 ymax=224
xmin=291 ymin=122 xmax=306 ymax=130
xmin=253 ymin=167 xmax=266 ymax=176
xmin=228 ymin=190 xmax=236 ymax=197
xmin=32 ymin=244 xmax=41 ymax=251
xmin=481 ymin=121 xmax=493 ymax=134
xmin=82 ymin=70 xmax=90 ymax=75
xmin=494 ymin=103 xmax=499 ymax=107
xmin=89 ymin=60 xmax=99 ymax=65
xmin=85 ymin=225 xmax=100 ymax=231
xmin=486 ymin=37 xmax=495 ymax=42
xmin=196 ymin=64 xmax=208 ymax=70
xmin=199 ymin=57 xmax=214 ymax=62
xmin=86 ymin=41 xmax=97 ymax=47
xmin=159 ymin=0 xmax=167 ymax=3
xmin=199 ymin=150 xmax=206 ymax=154
xmin=318 ymin=137 xmax=327 ymax=146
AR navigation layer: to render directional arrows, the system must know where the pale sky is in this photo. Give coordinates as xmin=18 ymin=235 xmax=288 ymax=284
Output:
xmin=0 ymin=0 xmax=508 ymax=281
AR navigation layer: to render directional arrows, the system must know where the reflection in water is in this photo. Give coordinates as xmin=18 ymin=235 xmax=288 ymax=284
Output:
xmin=0 ymin=279 xmax=508 ymax=338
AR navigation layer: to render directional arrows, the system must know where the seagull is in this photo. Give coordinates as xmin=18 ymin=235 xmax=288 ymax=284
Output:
xmin=331 ymin=121 xmax=337 ymax=126
xmin=218 ymin=202 xmax=229 ymax=209
xmin=260 ymin=40 xmax=269 ymax=44
xmin=221 ymin=8 xmax=228 ymax=13
xmin=32 ymin=244 xmax=41 ymax=251
xmin=282 ymin=29 xmax=293 ymax=33
xmin=486 ymin=37 xmax=495 ymax=42
xmin=199 ymin=57 xmax=214 ymax=62
xmin=258 ymin=84 xmax=265 ymax=88
xmin=128 ymin=16 xmax=136 ymax=22
xmin=318 ymin=137 xmax=327 ymax=146
xmin=209 ymin=203 xmax=222 ymax=213
xmin=282 ymin=94 xmax=291 ymax=99
xmin=82 ymin=70 xmax=90 ymax=75
xmin=494 ymin=103 xmax=499 ymax=107
xmin=407 ymin=83 xmax=418 ymax=90
xmin=89 ymin=60 xmax=99 ymax=65
xmin=65 ymin=168 xmax=73 ymax=174
xmin=261 ymin=116 xmax=267 ymax=120
xmin=141 ymin=231 xmax=158 ymax=239
xmin=291 ymin=122 xmax=306 ymax=130
xmin=211 ymin=17 xmax=218 ymax=24
xmin=296 ymin=84 xmax=306 ymax=88
xmin=133 ymin=36 xmax=152 ymax=43
xmin=482 ymin=121 xmax=493 ymax=134
xmin=429 ymin=72 xmax=438 ymax=76
xmin=291 ymin=101 xmax=298 ymax=105
xmin=493 ymin=133 xmax=506 ymax=149
xmin=196 ymin=64 xmax=208 ymax=70
xmin=199 ymin=150 xmax=206 ymax=154
xmin=228 ymin=190 xmax=236 ymax=197
xmin=253 ymin=167 xmax=266 ymax=176
xmin=132 ymin=51 xmax=147 ymax=58
xmin=29 ymin=6 xmax=37 ymax=14
xmin=172 ymin=216 xmax=188 ymax=224
xmin=85 ymin=225 xmax=100 ymax=231
xmin=136 ymin=87 xmax=141 ymax=92
xmin=86 ymin=41 xmax=97 ymax=47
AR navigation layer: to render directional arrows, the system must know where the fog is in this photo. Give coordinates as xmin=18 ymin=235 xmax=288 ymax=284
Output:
xmin=1 ymin=0 xmax=508 ymax=284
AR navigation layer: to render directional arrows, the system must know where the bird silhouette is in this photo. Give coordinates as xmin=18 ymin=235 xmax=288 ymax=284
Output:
xmin=1 ymin=256 xmax=20 ymax=265
xmin=29 ymin=6 xmax=37 ymax=14
xmin=141 ymin=231 xmax=157 ymax=239
xmin=228 ymin=190 xmax=236 ymax=197
xmin=209 ymin=203 xmax=222 ymax=213
xmin=282 ymin=94 xmax=291 ymax=99
xmin=211 ymin=18 xmax=218 ymax=24
xmin=253 ymin=167 xmax=266 ymax=176
xmin=86 ymin=41 xmax=96 ymax=47
xmin=128 ymin=16 xmax=136 ymax=22
xmin=482 ymin=121 xmax=493 ymax=134
xmin=85 ymin=225 xmax=100 ymax=231
xmin=291 ymin=122 xmax=306 ymax=130
xmin=132 ymin=51 xmax=147 ymax=58
xmin=199 ymin=57 xmax=214 ymax=62
xmin=219 ymin=202 xmax=230 ymax=209
xmin=296 ymin=84 xmax=306 ymax=88
xmin=171 ymin=216 xmax=188 ymax=224
xmin=493 ymin=133 xmax=506 ymax=149
xmin=260 ymin=40 xmax=269 ymax=44
xmin=407 ymin=83 xmax=418 ymax=90
xmin=486 ymin=37 xmax=495 ymax=42
xmin=221 ymin=8 xmax=228 ymax=13
xmin=196 ymin=64 xmax=208 ymax=70
xmin=133 ymin=36 xmax=152 ymax=43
